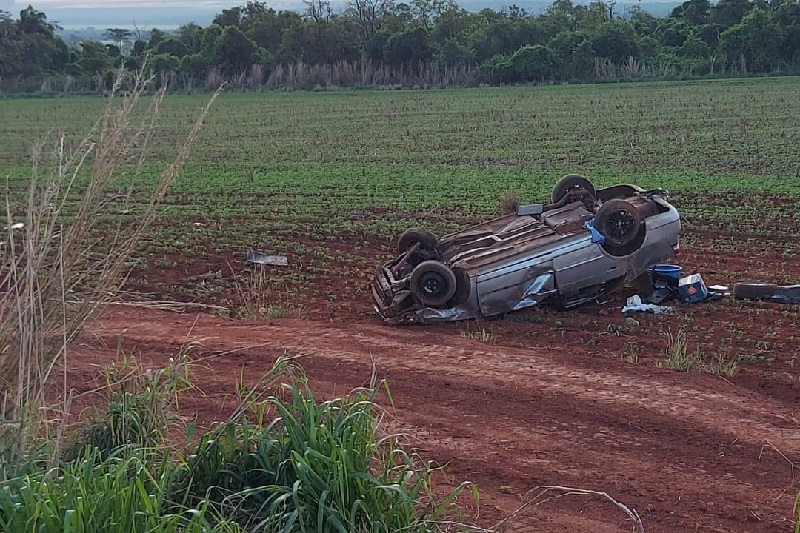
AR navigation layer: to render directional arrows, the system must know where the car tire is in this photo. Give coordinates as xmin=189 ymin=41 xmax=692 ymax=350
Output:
xmin=594 ymin=198 xmax=643 ymax=248
xmin=410 ymin=261 xmax=457 ymax=307
xmin=397 ymin=229 xmax=438 ymax=254
xmin=551 ymin=174 xmax=596 ymax=204
xmin=733 ymin=283 xmax=781 ymax=300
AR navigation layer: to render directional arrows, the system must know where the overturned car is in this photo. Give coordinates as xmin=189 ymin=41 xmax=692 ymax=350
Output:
xmin=371 ymin=175 xmax=681 ymax=324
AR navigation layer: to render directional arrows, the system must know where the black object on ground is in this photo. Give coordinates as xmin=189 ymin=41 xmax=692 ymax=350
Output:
xmin=733 ymin=283 xmax=800 ymax=304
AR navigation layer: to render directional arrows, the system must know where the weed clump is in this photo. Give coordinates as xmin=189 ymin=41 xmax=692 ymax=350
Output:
xmin=1 ymin=356 xmax=476 ymax=532
xmin=498 ymin=191 xmax=521 ymax=215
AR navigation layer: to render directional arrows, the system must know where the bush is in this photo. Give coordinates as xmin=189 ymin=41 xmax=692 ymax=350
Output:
xmin=0 ymin=356 xmax=476 ymax=532
xmin=510 ymin=44 xmax=558 ymax=82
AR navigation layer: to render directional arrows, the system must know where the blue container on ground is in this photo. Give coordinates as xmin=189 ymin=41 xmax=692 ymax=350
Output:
xmin=649 ymin=264 xmax=681 ymax=290
xmin=679 ymin=274 xmax=709 ymax=303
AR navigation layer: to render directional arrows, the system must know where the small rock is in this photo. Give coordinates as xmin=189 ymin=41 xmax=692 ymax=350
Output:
xmin=625 ymin=317 xmax=640 ymax=326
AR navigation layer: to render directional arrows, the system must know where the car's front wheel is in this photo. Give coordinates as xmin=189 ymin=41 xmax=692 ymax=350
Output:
xmin=410 ymin=261 xmax=457 ymax=307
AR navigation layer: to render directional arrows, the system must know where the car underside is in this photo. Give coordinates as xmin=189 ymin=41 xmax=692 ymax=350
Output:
xmin=372 ymin=174 xmax=681 ymax=325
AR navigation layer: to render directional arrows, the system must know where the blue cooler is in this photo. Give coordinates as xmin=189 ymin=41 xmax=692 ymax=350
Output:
xmin=649 ymin=264 xmax=681 ymax=290
xmin=679 ymin=274 xmax=708 ymax=303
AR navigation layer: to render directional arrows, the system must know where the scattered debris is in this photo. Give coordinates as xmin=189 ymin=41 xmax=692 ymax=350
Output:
xmin=645 ymin=266 xmax=725 ymax=305
xmin=622 ymin=294 xmax=676 ymax=314
xmin=625 ymin=317 xmax=640 ymax=326
xmin=245 ymin=249 xmax=288 ymax=267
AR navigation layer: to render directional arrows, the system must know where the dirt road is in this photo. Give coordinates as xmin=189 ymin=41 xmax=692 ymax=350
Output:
xmin=71 ymin=305 xmax=800 ymax=533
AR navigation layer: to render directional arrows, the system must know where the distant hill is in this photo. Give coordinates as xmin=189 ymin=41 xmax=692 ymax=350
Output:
xmin=14 ymin=0 xmax=682 ymax=32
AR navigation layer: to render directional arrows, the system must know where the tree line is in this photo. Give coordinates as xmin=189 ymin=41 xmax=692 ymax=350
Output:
xmin=1 ymin=0 xmax=799 ymax=92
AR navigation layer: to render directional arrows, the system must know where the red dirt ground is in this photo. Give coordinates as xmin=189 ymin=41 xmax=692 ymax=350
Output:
xmin=68 ymin=228 xmax=800 ymax=533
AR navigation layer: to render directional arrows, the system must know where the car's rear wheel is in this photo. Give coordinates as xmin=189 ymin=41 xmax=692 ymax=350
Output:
xmin=595 ymin=198 xmax=643 ymax=248
xmin=551 ymin=174 xmax=596 ymax=204
xmin=410 ymin=261 xmax=457 ymax=307
xmin=397 ymin=229 xmax=438 ymax=254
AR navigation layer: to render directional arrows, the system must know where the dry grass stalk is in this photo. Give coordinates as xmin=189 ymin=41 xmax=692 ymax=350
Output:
xmin=0 ymin=66 xmax=220 ymax=457
xmin=498 ymin=191 xmax=521 ymax=215
xmin=493 ymin=485 xmax=645 ymax=533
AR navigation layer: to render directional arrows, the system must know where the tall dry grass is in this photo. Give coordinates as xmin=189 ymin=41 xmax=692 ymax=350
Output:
xmin=0 ymin=68 xmax=219 ymax=458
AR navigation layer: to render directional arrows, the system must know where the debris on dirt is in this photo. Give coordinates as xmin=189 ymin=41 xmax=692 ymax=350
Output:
xmin=621 ymin=295 xmax=676 ymax=314
xmin=645 ymin=267 xmax=725 ymax=305
xmin=245 ymin=249 xmax=289 ymax=267
xmin=186 ymin=270 xmax=223 ymax=283
xmin=678 ymin=273 xmax=708 ymax=303
xmin=733 ymin=282 xmax=800 ymax=304
xmin=625 ymin=317 xmax=640 ymax=326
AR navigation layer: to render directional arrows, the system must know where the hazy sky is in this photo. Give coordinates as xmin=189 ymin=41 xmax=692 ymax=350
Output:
xmin=15 ymin=0 xmax=245 ymax=7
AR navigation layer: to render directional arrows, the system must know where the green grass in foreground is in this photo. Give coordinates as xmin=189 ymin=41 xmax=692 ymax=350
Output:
xmin=0 ymin=356 xmax=474 ymax=532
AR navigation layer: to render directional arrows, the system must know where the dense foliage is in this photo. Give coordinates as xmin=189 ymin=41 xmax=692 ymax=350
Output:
xmin=0 ymin=357 xmax=471 ymax=532
xmin=1 ymin=0 xmax=800 ymax=91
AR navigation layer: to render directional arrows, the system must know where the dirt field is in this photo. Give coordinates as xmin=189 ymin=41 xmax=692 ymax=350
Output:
xmin=68 ymin=231 xmax=800 ymax=533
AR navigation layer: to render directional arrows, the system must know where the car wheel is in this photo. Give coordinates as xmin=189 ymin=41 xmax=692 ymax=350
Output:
xmin=410 ymin=261 xmax=457 ymax=307
xmin=551 ymin=174 xmax=596 ymax=204
xmin=397 ymin=229 xmax=438 ymax=254
xmin=595 ymin=198 xmax=643 ymax=248
xmin=733 ymin=283 xmax=780 ymax=300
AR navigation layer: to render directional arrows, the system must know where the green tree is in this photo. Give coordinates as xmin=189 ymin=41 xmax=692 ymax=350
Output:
xmin=148 ymin=28 xmax=167 ymax=49
xmin=105 ymin=28 xmax=133 ymax=48
xmin=711 ymin=0 xmax=753 ymax=28
xmin=510 ymin=43 xmax=558 ymax=80
xmin=543 ymin=0 xmax=581 ymax=31
xmin=479 ymin=53 xmax=515 ymax=83
xmin=180 ymin=53 xmax=208 ymax=78
xmin=383 ymin=26 xmax=433 ymax=64
xmin=436 ymin=38 xmax=474 ymax=65
xmin=591 ymin=21 xmax=638 ymax=61
xmin=79 ymin=40 xmax=113 ymax=75
xmin=156 ymin=38 xmax=189 ymax=58
xmin=150 ymin=53 xmax=180 ymax=73
xmin=670 ymin=0 xmax=711 ymax=26
xmin=718 ymin=8 xmax=782 ymax=71
xmin=178 ymin=23 xmax=205 ymax=53
xmin=213 ymin=26 xmax=260 ymax=71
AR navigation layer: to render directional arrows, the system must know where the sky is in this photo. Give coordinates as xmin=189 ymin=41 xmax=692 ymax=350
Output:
xmin=5 ymin=0 xmax=679 ymax=29
xmin=14 ymin=0 xmax=245 ymax=7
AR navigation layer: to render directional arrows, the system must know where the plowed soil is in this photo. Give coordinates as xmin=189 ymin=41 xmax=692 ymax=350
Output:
xmin=69 ymin=223 xmax=800 ymax=532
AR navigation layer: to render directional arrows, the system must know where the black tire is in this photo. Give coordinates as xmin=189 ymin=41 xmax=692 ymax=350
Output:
xmin=551 ymin=174 xmax=596 ymax=204
xmin=397 ymin=229 xmax=438 ymax=254
xmin=410 ymin=261 xmax=457 ymax=307
xmin=733 ymin=283 xmax=781 ymax=300
xmin=595 ymin=198 xmax=643 ymax=248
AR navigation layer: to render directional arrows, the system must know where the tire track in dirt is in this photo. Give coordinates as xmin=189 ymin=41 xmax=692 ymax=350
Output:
xmin=80 ymin=307 xmax=800 ymax=532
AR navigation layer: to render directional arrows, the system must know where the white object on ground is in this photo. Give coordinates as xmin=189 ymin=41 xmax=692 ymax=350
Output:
xmin=621 ymin=295 xmax=676 ymax=314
